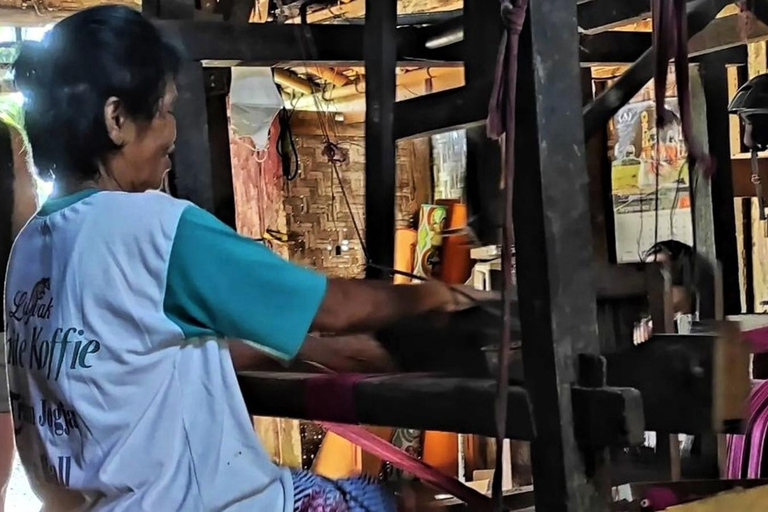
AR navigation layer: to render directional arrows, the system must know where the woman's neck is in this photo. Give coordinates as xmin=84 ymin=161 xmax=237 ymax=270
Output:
xmin=55 ymin=175 xmax=123 ymax=198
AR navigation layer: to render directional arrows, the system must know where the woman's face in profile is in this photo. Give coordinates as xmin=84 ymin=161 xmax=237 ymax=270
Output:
xmin=106 ymin=80 xmax=178 ymax=192
xmin=643 ymin=249 xmax=692 ymax=315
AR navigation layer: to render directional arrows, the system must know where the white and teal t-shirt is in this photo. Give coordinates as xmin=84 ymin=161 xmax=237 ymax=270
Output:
xmin=3 ymin=189 xmax=327 ymax=511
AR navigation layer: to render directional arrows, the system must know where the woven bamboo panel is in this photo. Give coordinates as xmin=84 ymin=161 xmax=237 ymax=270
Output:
xmin=284 ymin=133 xmax=431 ymax=277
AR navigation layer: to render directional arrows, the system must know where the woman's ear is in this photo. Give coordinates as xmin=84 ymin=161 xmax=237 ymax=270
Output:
xmin=104 ymin=96 xmax=130 ymax=147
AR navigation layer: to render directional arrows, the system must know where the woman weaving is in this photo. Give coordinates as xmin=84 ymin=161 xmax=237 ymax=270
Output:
xmin=5 ymin=6 xmax=482 ymax=511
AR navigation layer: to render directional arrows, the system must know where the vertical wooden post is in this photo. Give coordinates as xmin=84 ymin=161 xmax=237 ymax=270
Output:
xmin=514 ymin=4 xmax=608 ymax=510
xmin=700 ymin=53 xmax=742 ymax=316
xmin=364 ymin=0 xmax=397 ymax=279
xmin=464 ymin=0 xmax=504 ymax=247
xmin=581 ymin=69 xmax=613 ymax=265
xmin=204 ymin=68 xmax=237 ymax=228
xmin=690 ymin=66 xmax=718 ymax=320
xmin=743 ymin=198 xmax=756 ymax=313
xmin=463 ymin=0 xmax=503 ymax=84
xmin=461 ymin=1 xmax=509 ymax=486
xmin=172 ymin=61 xmax=216 ymax=210
xmin=152 ymin=0 xmax=237 ymax=227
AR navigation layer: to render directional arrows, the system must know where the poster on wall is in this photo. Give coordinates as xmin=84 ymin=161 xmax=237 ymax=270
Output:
xmin=611 ymin=77 xmax=693 ymax=263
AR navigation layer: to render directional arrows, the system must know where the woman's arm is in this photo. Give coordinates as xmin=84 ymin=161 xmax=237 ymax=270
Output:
xmin=9 ymin=128 xmax=37 ymax=237
xmin=230 ymin=334 xmax=397 ymax=373
xmin=164 ymin=206 xmax=493 ymax=362
xmin=311 ymin=279 xmax=465 ymax=335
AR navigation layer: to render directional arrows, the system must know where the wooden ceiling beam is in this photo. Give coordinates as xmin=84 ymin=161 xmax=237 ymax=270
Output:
xmin=0 ymin=0 xmax=139 ymax=26
xmin=156 ymin=20 xmax=462 ymax=66
xmin=578 ymin=0 xmax=655 ymax=34
xmin=579 ymin=0 xmax=740 ymax=35
xmin=286 ymin=0 xmax=463 ymax=24
xmin=158 ymin=19 xmax=748 ymax=69
xmin=689 ymin=12 xmax=768 ymax=56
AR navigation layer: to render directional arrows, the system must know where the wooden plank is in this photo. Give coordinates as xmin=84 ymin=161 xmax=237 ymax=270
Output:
xmin=604 ymin=326 xmax=750 ymax=434
xmin=393 ymin=82 xmax=491 ymax=140
xmin=155 ymin=14 xmax=752 ymax=70
xmin=700 ymin=53 xmax=743 ymax=315
xmin=394 ymin=35 xmax=746 ymax=142
xmin=749 ymin=197 xmax=768 ymax=309
xmin=732 ymin=157 xmax=768 ymax=198
xmin=465 ymin=124 xmax=503 ymax=246
xmin=171 ymin=60 xmax=215 ymax=211
xmin=514 ymin=1 xmax=610 ymax=507
xmin=237 ymin=372 xmax=536 ymax=439
xmin=655 ymin=482 xmax=768 ymax=510
xmin=729 ymin=66 xmax=744 ymax=155
xmin=619 ymin=480 xmax=768 ymax=508
xmin=461 ymin=0 xmax=503 ymax=248
xmin=572 ymin=385 xmax=645 ymax=448
xmin=150 ymin=0 xmax=197 ymax=20
xmin=689 ymin=13 xmax=768 ymax=57
xmin=363 ymin=0 xmax=397 ymax=278
xmin=170 ymin=65 xmax=236 ymax=223
xmin=582 ymin=70 xmax=613 ymax=263
xmin=582 ymin=33 xmax=748 ymax=67
xmin=203 ymin=68 xmax=237 ymax=228
xmin=286 ymin=0 xmax=463 ymax=24
xmin=237 ymin=371 xmax=641 ymax=447
xmin=690 ymin=66 xmax=719 ymax=320
xmin=578 ymin=0 xmax=653 ymax=34
xmin=509 ymin=333 xmax=750 ymax=434
xmin=740 ymin=199 xmax=756 ymax=313
xmin=156 ymin=20 xmax=461 ymax=66
xmin=580 ymin=31 xmax=651 ymax=68
xmin=463 ymin=0 xmax=502 ymax=83
xmin=0 ymin=2 xmax=139 ymax=26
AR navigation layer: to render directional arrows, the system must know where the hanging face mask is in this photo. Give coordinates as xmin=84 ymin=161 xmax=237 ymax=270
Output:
xmin=229 ymin=67 xmax=284 ymax=151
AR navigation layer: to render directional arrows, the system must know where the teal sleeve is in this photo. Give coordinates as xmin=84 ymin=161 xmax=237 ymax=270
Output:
xmin=164 ymin=205 xmax=328 ymax=360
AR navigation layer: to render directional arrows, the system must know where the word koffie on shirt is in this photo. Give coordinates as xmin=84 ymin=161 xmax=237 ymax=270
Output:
xmin=7 ymin=278 xmax=101 ymax=382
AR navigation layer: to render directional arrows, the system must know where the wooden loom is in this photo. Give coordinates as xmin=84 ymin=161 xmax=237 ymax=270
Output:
xmin=139 ymin=0 xmax=768 ymax=509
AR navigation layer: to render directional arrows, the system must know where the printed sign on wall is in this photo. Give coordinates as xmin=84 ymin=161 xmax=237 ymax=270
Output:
xmin=610 ymin=75 xmax=693 ymax=263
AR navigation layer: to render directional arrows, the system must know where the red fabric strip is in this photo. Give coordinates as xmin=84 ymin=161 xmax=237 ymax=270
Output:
xmin=305 ymin=374 xmax=367 ymax=424
xmin=304 ymin=373 xmax=492 ymax=509
xmin=651 ymin=0 xmax=713 ymax=177
xmin=322 ymin=422 xmax=494 ymax=512
xmin=726 ymin=381 xmax=768 ymax=479
xmin=726 ymin=432 xmax=745 ymax=479
xmin=486 ymin=1 xmax=528 ymax=508
xmin=743 ymin=325 xmax=768 ymax=354
xmin=746 ymin=381 xmax=768 ymax=477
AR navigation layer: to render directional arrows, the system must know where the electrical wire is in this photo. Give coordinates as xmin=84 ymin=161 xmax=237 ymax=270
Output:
xmin=669 ymin=158 xmax=686 ymax=240
xmin=277 ymin=107 xmax=300 ymax=180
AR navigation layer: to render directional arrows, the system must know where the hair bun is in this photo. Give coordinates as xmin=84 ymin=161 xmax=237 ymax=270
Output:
xmin=14 ymin=40 xmax=47 ymax=91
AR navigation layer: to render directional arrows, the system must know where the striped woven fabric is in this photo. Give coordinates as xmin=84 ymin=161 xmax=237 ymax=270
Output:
xmin=291 ymin=470 xmax=396 ymax=512
xmin=726 ymin=380 xmax=768 ymax=478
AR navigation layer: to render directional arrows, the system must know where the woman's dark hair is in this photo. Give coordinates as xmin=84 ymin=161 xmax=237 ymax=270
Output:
xmin=14 ymin=5 xmax=181 ymax=182
xmin=643 ymin=240 xmax=694 ymax=287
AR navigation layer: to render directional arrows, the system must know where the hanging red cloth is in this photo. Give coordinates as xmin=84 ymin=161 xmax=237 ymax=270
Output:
xmin=487 ymin=0 xmax=529 ymax=509
xmin=651 ymin=0 xmax=713 ymax=176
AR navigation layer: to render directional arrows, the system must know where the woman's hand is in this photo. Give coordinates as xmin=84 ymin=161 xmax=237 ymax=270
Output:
xmin=633 ymin=317 xmax=653 ymax=346
xmin=442 ymin=284 xmax=501 ymax=313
